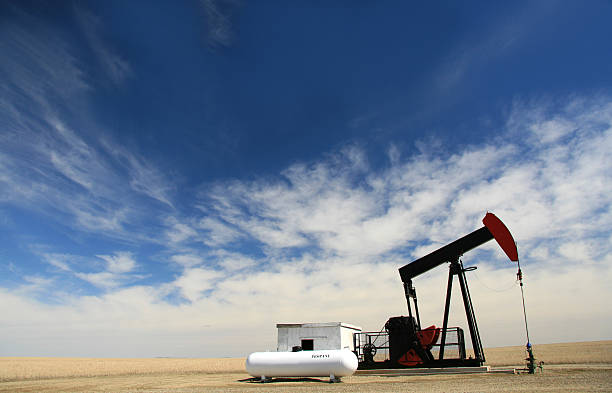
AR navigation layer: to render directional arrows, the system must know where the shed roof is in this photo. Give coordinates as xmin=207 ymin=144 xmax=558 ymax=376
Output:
xmin=276 ymin=322 xmax=362 ymax=331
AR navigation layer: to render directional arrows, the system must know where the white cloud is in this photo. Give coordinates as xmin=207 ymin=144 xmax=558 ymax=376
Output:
xmin=72 ymin=206 xmax=126 ymax=233
xmin=196 ymin=97 xmax=611 ymax=268
xmin=215 ymin=251 xmax=256 ymax=271
xmin=0 ymin=16 xmax=89 ymax=104
xmin=73 ymin=5 xmax=132 ymax=84
xmin=198 ymin=217 xmax=242 ymax=246
xmin=50 ymin=150 xmax=94 ymax=191
xmin=174 ymin=268 xmax=222 ymax=302
xmin=1 ymin=102 xmax=173 ymax=239
xmin=198 ymin=0 xmax=241 ymax=49
xmin=0 ymin=7 xmax=175 ymax=244
xmin=170 ymin=254 xmax=204 ymax=268
xmin=97 ymin=252 xmax=137 ymax=274
xmin=120 ymin=150 xmax=175 ymax=208
xmin=43 ymin=254 xmax=72 ymax=272
xmin=530 ymin=118 xmax=576 ymax=144
xmin=14 ymin=275 xmax=55 ymax=296
xmin=1 ymin=96 xmax=611 ymax=357
xmin=42 ymin=252 xmax=141 ymax=290
xmin=166 ymin=221 xmax=198 ymax=244
xmin=1 ymin=5 xmax=609 ymax=360
xmin=75 ymin=271 xmax=120 ymax=289
xmin=432 ymin=2 xmax=554 ymax=93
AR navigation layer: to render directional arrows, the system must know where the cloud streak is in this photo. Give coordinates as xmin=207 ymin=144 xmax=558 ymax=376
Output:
xmin=41 ymin=252 xmax=141 ymax=289
xmin=199 ymin=97 xmax=611 ymax=265
xmin=0 ymin=9 xmax=175 ymax=242
xmin=3 ymin=94 xmax=611 ymax=357
xmin=73 ymin=5 xmax=132 ymax=85
xmin=1 ymin=5 xmax=610 ymax=355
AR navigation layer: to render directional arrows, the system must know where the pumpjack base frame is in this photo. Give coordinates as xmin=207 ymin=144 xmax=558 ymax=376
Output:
xmin=358 ymin=358 xmax=482 ymax=370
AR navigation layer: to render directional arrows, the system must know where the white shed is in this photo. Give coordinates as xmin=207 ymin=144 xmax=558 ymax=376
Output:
xmin=276 ymin=322 xmax=362 ymax=352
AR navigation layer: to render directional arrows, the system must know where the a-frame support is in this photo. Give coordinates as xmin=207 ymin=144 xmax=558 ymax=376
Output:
xmin=438 ymin=258 xmax=484 ymax=362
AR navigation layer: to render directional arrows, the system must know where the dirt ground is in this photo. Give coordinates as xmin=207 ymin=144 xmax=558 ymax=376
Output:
xmin=1 ymin=366 xmax=611 ymax=393
xmin=2 ymin=341 xmax=611 ymax=393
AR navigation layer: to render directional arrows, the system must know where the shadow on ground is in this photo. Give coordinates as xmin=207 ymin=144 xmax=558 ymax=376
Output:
xmin=239 ymin=377 xmax=332 ymax=384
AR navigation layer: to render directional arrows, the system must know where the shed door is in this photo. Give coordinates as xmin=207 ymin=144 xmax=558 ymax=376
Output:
xmin=301 ymin=339 xmax=314 ymax=350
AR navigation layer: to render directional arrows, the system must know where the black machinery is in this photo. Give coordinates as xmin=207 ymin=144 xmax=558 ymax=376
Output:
xmin=355 ymin=212 xmax=522 ymax=369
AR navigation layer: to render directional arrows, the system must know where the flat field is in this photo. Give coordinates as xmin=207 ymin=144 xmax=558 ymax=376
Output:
xmin=1 ymin=341 xmax=611 ymax=392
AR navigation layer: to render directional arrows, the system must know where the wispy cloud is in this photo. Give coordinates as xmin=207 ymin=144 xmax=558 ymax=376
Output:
xmin=198 ymin=0 xmax=242 ymax=49
xmin=100 ymin=139 xmax=176 ymax=208
xmin=1 ymin=95 xmax=611 ymax=356
xmin=43 ymin=253 xmax=73 ymax=272
xmin=1 ymin=2 xmax=610 ymax=358
xmin=0 ymin=15 xmax=89 ymax=106
xmin=170 ymin=254 xmax=205 ymax=268
xmin=197 ymin=97 xmax=611 ymax=270
xmin=0 ymin=107 xmax=171 ymax=238
xmin=433 ymin=3 xmax=555 ymax=92
xmin=0 ymin=7 xmax=175 ymax=242
xmin=173 ymin=267 xmax=222 ymax=302
xmin=197 ymin=217 xmax=242 ymax=246
xmin=97 ymin=252 xmax=138 ymax=274
xmin=166 ymin=219 xmax=199 ymax=244
xmin=215 ymin=250 xmax=256 ymax=271
xmin=73 ymin=5 xmax=132 ymax=85
xmin=41 ymin=251 xmax=140 ymax=290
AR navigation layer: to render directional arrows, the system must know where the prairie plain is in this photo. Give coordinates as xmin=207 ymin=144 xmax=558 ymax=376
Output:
xmin=1 ymin=340 xmax=611 ymax=392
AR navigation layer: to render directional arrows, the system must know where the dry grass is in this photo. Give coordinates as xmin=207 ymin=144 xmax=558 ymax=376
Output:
xmin=484 ymin=340 xmax=612 ymax=366
xmin=1 ymin=341 xmax=611 ymax=392
xmin=1 ymin=367 xmax=611 ymax=393
xmin=370 ymin=340 xmax=612 ymax=367
xmin=0 ymin=357 xmax=245 ymax=382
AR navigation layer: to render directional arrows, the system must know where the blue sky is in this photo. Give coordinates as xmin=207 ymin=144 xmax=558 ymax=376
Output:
xmin=1 ymin=0 xmax=611 ymax=357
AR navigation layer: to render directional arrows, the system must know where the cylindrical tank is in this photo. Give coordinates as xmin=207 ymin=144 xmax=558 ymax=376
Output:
xmin=245 ymin=349 xmax=358 ymax=378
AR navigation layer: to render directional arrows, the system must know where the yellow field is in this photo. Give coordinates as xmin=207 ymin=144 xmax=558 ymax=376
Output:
xmin=0 ymin=357 xmax=245 ymax=382
xmin=1 ymin=341 xmax=611 ymax=392
xmin=484 ymin=340 xmax=612 ymax=366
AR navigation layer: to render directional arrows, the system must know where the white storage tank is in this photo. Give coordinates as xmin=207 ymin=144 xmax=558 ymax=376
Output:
xmin=246 ymin=349 xmax=358 ymax=382
xmin=276 ymin=322 xmax=362 ymax=352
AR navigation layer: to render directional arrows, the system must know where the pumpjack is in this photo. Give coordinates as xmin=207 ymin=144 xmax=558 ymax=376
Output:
xmin=355 ymin=212 xmax=521 ymax=369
